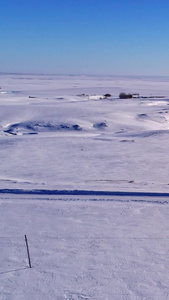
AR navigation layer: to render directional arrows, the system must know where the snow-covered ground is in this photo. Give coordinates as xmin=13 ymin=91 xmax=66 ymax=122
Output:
xmin=1 ymin=74 xmax=169 ymax=299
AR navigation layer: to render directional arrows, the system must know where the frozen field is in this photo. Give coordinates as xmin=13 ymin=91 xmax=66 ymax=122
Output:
xmin=0 ymin=74 xmax=169 ymax=192
xmin=1 ymin=74 xmax=169 ymax=299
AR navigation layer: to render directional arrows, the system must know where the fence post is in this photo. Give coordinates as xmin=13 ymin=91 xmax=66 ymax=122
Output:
xmin=25 ymin=235 xmax=32 ymax=268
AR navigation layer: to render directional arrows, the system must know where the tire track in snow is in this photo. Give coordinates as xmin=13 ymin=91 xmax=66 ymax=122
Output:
xmin=0 ymin=188 xmax=169 ymax=197
xmin=0 ymin=189 xmax=168 ymax=204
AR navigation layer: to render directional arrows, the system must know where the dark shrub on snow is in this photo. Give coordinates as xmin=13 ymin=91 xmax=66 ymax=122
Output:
xmin=104 ymin=93 xmax=112 ymax=98
xmin=119 ymin=93 xmax=132 ymax=99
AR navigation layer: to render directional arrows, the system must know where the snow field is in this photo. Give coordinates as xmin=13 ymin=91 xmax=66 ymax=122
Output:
xmin=1 ymin=74 xmax=169 ymax=299
xmin=1 ymin=196 xmax=169 ymax=299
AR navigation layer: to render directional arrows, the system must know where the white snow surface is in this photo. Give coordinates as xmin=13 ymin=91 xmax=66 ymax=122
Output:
xmin=1 ymin=74 xmax=169 ymax=299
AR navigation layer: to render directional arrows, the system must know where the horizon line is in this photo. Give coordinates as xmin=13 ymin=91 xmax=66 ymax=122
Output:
xmin=0 ymin=71 xmax=169 ymax=79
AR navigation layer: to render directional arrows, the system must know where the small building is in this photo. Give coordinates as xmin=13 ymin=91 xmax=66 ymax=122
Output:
xmin=132 ymin=93 xmax=140 ymax=98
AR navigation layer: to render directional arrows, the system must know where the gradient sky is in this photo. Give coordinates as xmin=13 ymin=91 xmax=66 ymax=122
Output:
xmin=1 ymin=0 xmax=169 ymax=76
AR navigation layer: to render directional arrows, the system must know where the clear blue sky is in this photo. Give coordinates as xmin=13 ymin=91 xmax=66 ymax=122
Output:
xmin=1 ymin=0 xmax=169 ymax=76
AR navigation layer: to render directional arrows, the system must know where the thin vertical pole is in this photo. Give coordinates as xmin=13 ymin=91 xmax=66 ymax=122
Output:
xmin=25 ymin=235 xmax=32 ymax=268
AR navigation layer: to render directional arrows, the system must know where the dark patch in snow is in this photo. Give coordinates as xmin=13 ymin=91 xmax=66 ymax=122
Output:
xmin=93 ymin=122 xmax=107 ymax=129
xmin=94 ymin=137 xmax=112 ymax=141
xmin=23 ymin=132 xmax=38 ymax=135
xmin=120 ymin=139 xmax=135 ymax=143
xmin=129 ymin=130 xmax=169 ymax=138
xmin=4 ymin=121 xmax=82 ymax=135
xmin=11 ymin=91 xmax=22 ymax=94
xmin=115 ymin=129 xmax=127 ymax=134
xmin=137 ymin=113 xmax=149 ymax=119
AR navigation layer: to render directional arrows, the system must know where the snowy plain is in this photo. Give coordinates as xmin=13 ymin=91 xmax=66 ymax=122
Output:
xmin=1 ymin=74 xmax=169 ymax=299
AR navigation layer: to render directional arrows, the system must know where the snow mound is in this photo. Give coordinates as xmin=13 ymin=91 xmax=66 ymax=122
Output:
xmin=93 ymin=121 xmax=107 ymax=129
xmin=4 ymin=121 xmax=82 ymax=135
xmin=137 ymin=113 xmax=149 ymax=119
xmin=129 ymin=129 xmax=169 ymax=138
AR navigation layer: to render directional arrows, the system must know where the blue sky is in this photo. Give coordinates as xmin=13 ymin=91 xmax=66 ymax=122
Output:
xmin=1 ymin=0 xmax=169 ymax=76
